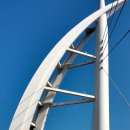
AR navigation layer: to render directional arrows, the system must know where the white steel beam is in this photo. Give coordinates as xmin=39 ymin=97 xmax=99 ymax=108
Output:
xmin=44 ymin=87 xmax=95 ymax=99
xmin=67 ymin=48 xmax=96 ymax=59
xmin=93 ymin=0 xmax=110 ymax=130
xmin=51 ymin=100 xmax=93 ymax=107
xmin=65 ymin=61 xmax=95 ymax=69
xmin=41 ymin=99 xmax=94 ymax=108
xmin=33 ymin=32 xmax=95 ymax=130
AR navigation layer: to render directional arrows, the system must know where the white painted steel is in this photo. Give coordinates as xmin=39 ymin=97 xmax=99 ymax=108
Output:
xmin=67 ymin=48 xmax=96 ymax=59
xmin=66 ymin=61 xmax=95 ymax=69
xmin=30 ymin=123 xmax=36 ymax=128
xmin=46 ymin=81 xmax=52 ymax=88
xmin=50 ymin=99 xmax=94 ymax=107
xmin=33 ymin=32 xmax=95 ymax=130
xmin=44 ymin=87 xmax=95 ymax=99
xmin=93 ymin=0 xmax=109 ymax=130
xmin=9 ymin=1 xmax=125 ymax=130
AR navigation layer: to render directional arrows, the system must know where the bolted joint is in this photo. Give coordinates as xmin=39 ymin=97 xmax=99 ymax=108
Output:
xmin=100 ymin=46 xmax=103 ymax=51
xmin=100 ymin=53 xmax=103 ymax=57
xmin=100 ymin=60 xmax=103 ymax=64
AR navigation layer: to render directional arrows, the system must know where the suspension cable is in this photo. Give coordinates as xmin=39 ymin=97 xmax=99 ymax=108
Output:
xmin=101 ymin=0 xmax=115 ymax=46
xmin=102 ymin=0 xmax=118 ymax=47
xmin=103 ymin=68 xmax=130 ymax=108
xmin=102 ymin=0 xmax=127 ymax=54
xmin=103 ymin=29 xmax=130 ymax=61
xmin=90 ymin=104 xmax=94 ymax=130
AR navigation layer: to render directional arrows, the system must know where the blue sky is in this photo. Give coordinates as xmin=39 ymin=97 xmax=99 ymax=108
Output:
xmin=0 ymin=0 xmax=130 ymax=130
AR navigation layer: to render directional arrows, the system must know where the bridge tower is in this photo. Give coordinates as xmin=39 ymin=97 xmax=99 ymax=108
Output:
xmin=9 ymin=0 xmax=125 ymax=130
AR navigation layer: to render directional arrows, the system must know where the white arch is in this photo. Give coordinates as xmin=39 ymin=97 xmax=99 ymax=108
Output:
xmin=9 ymin=0 xmax=125 ymax=130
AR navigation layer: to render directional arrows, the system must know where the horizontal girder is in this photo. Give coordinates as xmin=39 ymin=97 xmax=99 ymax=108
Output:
xmin=67 ymin=48 xmax=96 ymax=59
xmin=65 ymin=61 xmax=95 ymax=69
xmin=44 ymin=86 xmax=95 ymax=99
xmin=39 ymin=99 xmax=94 ymax=108
xmin=51 ymin=99 xmax=94 ymax=107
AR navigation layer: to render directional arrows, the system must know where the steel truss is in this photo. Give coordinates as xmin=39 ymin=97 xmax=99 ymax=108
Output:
xmin=9 ymin=0 xmax=126 ymax=130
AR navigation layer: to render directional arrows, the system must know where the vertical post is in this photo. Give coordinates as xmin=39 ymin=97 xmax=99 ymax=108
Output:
xmin=93 ymin=0 xmax=109 ymax=130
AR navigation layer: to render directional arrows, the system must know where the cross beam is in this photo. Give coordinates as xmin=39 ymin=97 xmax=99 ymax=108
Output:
xmin=65 ymin=61 xmax=95 ymax=69
xmin=39 ymin=99 xmax=93 ymax=108
xmin=44 ymin=87 xmax=95 ymax=99
xmin=67 ymin=48 xmax=96 ymax=59
xmin=51 ymin=99 xmax=93 ymax=107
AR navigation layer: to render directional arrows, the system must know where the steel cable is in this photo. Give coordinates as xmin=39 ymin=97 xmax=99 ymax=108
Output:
xmin=103 ymin=29 xmax=130 ymax=61
xmin=101 ymin=0 xmax=115 ymax=44
xmin=102 ymin=0 xmax=127 ymax=54
xmin=102 ymin=0 xmax=119 ymax=47
xmin=103 ymin=68 xmax=130 ymax=108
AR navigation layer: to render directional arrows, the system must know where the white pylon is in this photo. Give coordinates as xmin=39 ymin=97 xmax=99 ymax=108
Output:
xmin=9 ymin=1 xmax=126 ymax=130
xmin=93 ymin=0 xmax=109 ymax=130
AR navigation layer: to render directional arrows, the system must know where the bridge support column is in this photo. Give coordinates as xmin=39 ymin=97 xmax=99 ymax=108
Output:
xmin=93 ymin=0 xmax=109 ymax=130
